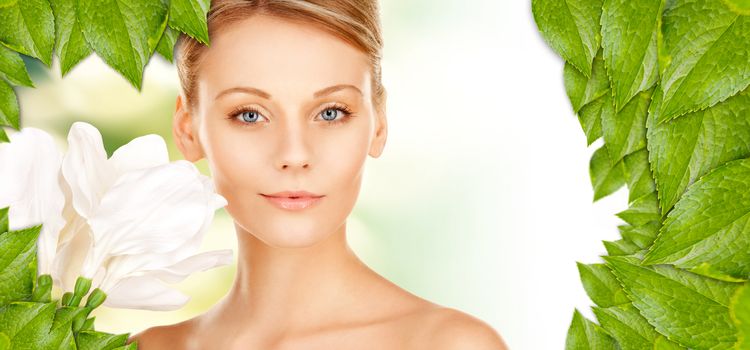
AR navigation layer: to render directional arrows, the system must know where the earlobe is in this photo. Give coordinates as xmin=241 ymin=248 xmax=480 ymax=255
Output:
xmin=369 ymin=108 xmax=388 ymax=158
xmin=172 ymin=95 xmax=205 ymax=162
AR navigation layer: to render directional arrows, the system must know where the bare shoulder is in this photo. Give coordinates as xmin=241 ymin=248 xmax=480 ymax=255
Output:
xmin=127 ymin=326 xmax=164 ymax=349
xmin=127 ymin=320 xmax=192 ymax=350
xmin=127 ymin=326 xmax=175 ymax=350
xmin=410 ymin=307 xmax=509 ymax=350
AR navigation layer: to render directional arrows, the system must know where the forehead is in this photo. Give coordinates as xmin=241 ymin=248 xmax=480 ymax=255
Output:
xmin=198 ymin=14 xmax=371 ymax=100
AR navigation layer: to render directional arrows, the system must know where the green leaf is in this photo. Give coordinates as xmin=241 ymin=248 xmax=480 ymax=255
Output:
xmin=590 ymin=144 xmax=625 ymax=201
xmin=654 ymin=335 xmax=684 ymax=350
xmin=44 ymin=306 xmax=86 ymax=350
xmin=168 ymin=0 xmax=210 ymax=45
xmin=0 ymin=45 xmax=32 ymax=87
xmin=77 ymin=0 xmax=169 ymax=90
xmin=0 ymin=0 xmax=55 ymax=66
xmin=576 ymin=92 xmax=610 ymax=146
xmin=565 ymin=309 xmax=617 ymax=350
xmin=0 ymin=225 xmax=41 ymax=305
xmin=622 ymin=149 xmax=656 ymax=204
xmin=49 ymin=0 xmax=93 ymax=76
xmin=657 ymin=0 xmax=750 ymax=123
xmin=602 ymin=239 xmax=640 ymax=256
xmin=604 ymin=255 xmax=740 ymax=349
xmin=0 ymin=304 xmax=81 ymax=350
xmin=0 ymin=72 xmax=19 ymax=130
xmin=615 ymin=191 xmax=660 ymax=227
xmin=76 ymin=330 xmax=130 ymax=350
xmin=79 ymin=316 xmax=95 ymax=331
xmin=601 ymin=88 xmax=653 ymax=165
xmin=617 ymin=221 xmax=660 ymax=249
xmin=592 ymin=303 xmax=684 ymax=350
xmin=531 ymin=0 xmax=603 ymax=77
xmin=0 ymin=207 xmax=7 ymax=234
xmin=577 ymin=262 xmax=629 ymax=307
xmin=0 ymin=301 xmax=65 ymax=348
xmin=564 ymin=49 xmax=608 ymax=113
xmin=155 ymin=26 xmax=179 ymax=62
xmin=642 ymin=158 xmax=750 ymax=282
xmin=0 ymin=127 xmax=7 ymax=143
xmin=722 ymin=0 xmax=750 ymax=15
xmin=731 ymin=283 xmax=750 ymax=349
xmin=646 ymin=85 xmax=750 ymax=215
xmin=600 ymin=0 xmax=662 ymax=112
xmin=55 ymin=332 xmax=76 ymax=350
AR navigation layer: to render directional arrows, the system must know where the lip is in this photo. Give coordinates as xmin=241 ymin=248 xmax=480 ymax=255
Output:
xmin=260 ymin=191 xmax=325 ymax=210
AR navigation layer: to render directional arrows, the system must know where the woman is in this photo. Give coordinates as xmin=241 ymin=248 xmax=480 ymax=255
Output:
xmin=129 ymin=0 xmax=507 ymax=348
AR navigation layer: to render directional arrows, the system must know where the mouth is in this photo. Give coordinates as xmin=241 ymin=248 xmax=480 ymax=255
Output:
xmin=259 ymin=191 xmax=325 ymax=210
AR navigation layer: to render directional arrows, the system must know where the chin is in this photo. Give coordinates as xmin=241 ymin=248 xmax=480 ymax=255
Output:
xmin=230 ymin=194 xmax=352 ymax=248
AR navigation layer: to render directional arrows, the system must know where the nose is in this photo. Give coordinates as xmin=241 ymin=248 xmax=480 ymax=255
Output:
xmin=275 ymin=120 xmax=312 ymax=171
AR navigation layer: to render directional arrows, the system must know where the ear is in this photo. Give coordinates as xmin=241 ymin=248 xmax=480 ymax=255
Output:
xmin=172 ymin=94 xmax=205 ymax=162
xmin=368 ymin=94 xmax=388 ymax=158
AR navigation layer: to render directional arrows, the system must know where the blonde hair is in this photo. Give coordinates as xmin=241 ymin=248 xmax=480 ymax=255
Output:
xmin=175 ymin=0 xmax=386 ymax=114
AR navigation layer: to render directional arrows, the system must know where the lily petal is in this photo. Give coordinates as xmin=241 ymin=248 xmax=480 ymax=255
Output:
xmin=52 ymin=214 xmax=92 ymax=292
xmin=103 ymin=275 xmax=191 ymax=311
xmin=99 ymin=249 xmax=233 ymax=292
xmin=82 ymin=161 xmax=219 ymax=277
xmin=95 ymin=209 xmax=229 ymax=293
xmin=110 ymin=134 xmax=169 ymax=174
xmin=97 ymin=182 xmax=227 ymax=291
xmin=161 ymin=176 xmax=227 ymax=264
xmin=0 ymin=128 xmax=66 ymax=276
xmin=62 ymin=122 xmax=113 ymax=219
xmin=119 ymin=175 xmax=227 ymax=272
xmin=148 ymin=249 xmax=234 ymax=284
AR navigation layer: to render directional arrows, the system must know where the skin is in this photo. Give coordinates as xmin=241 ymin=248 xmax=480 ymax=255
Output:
xmin=128 ymin=14 xmax=508 ymax=350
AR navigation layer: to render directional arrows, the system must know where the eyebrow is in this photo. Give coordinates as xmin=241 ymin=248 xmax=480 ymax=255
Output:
xmin=214 ymin=84 xmax=362 ymax=101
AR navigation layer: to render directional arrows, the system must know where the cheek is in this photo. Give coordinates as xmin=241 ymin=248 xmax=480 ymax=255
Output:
xmin=321 ymin=128 xmax=369 ymax=200
xmin=200 ymin=121 xmax=267 ymax=212
xmin=312 ymin=126 xmax=370 ymax=225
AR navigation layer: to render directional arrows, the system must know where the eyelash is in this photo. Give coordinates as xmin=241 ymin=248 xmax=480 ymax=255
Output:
xmin=227 ymin=103 xmax=356 ymax=127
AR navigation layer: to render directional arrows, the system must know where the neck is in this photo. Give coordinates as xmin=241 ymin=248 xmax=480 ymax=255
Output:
xmin=216 ymin=220 xmax=373 ymax=334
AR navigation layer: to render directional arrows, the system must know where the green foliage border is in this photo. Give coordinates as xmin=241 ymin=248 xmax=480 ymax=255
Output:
xmin=533 ymin=0 xmax=750 ymax=349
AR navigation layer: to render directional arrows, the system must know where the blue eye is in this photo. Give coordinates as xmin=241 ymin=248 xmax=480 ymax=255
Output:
xmin=229 ymin=107 xmax=268 ymax=125
xmin=317 ymin=104 xmax=355 ymax=125
xmin=240 ymin=111 xmax=260 ymax=123
xmin=320 ymin=108 xmax=341 ymax=121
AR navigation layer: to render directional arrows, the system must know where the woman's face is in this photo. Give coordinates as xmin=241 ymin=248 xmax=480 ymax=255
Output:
xmin=173 ymin=14 xmax=387 ymax=248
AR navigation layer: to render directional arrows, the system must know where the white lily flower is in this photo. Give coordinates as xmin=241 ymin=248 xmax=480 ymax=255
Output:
xmin=0 ymin=128 xmax=67 ymax=278
xmin=56 ymin=121 xmax=233 ymax=310
xmin=102 ymin=248 xmax=234 ymax=311
xmin=87 ymin=162 xmax=231 ymax=310
xmin=61 ymin=122 xmax=169 ymax=220
xmin=1 ymin=121 xmax=233 ymax=311
xmin=54 ymin=122 xmax=172 ymax=292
